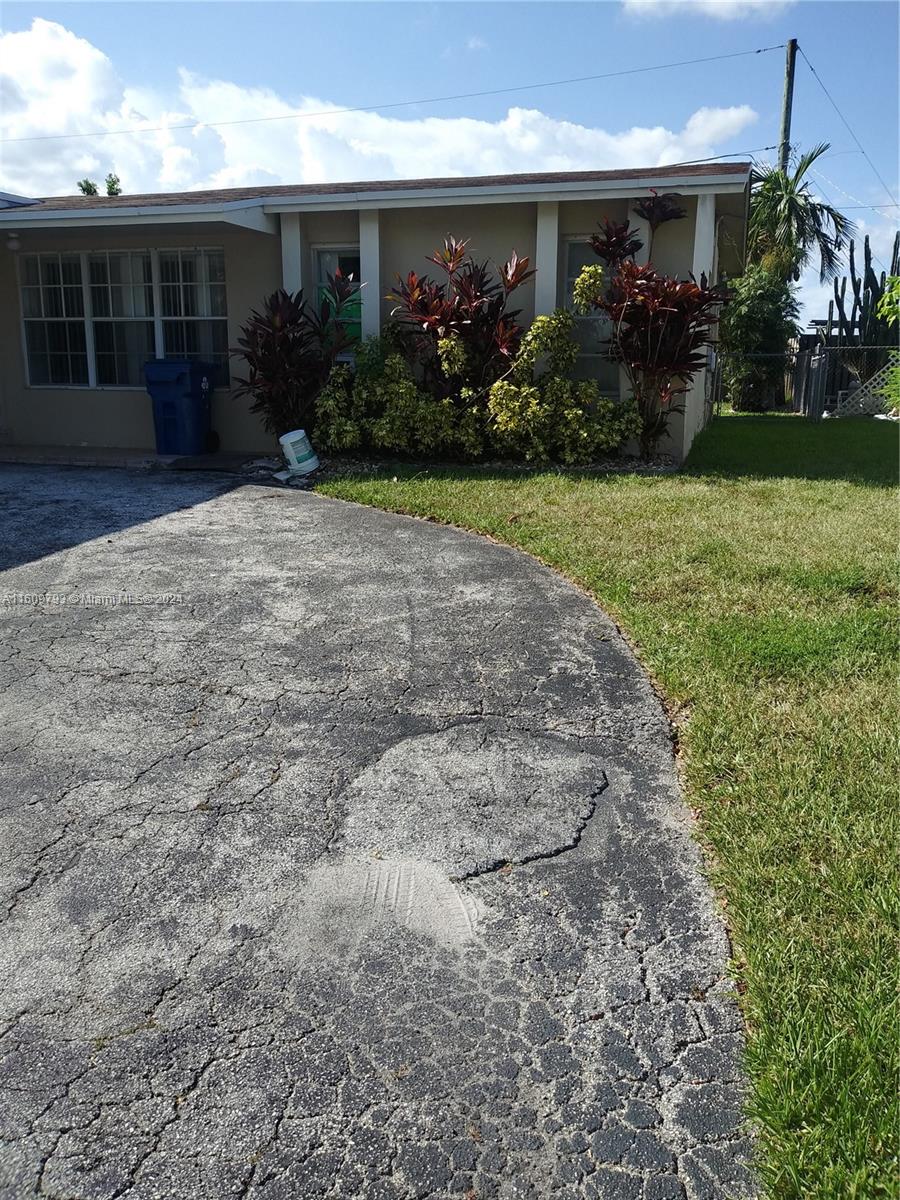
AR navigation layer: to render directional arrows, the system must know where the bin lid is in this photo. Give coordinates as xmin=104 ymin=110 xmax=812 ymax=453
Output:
xmin=144 ymin=360 xmax=217 ymax=388
xmin=144 ymin=360 xmax=192 ymax=384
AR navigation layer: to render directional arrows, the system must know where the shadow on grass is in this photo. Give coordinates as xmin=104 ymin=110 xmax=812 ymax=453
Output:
xmin=684 ymin=414 xmax=899 ymax=486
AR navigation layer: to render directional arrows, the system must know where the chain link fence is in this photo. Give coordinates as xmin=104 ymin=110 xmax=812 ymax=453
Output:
xmin=710 ymin=344 xmax=898 ymax=420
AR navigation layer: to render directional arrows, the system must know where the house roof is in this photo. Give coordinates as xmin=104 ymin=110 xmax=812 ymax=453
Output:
xmin=10 ymin=161 xmax=751 ymax=213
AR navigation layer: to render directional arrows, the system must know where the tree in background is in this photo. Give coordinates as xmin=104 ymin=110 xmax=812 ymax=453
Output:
xmin=76 ymin=174 xmax=123 ymax=197
xmin=748 ymin=142 xmax=855 ymax=283
xmin=719 ymin=143 xmax=854 ymax=412
xmin=719 ymin=265 xmax=800 ymax=410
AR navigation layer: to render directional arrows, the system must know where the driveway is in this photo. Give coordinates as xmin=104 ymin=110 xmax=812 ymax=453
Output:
xmin=0 ymin=466 xmax=752 ymax=1200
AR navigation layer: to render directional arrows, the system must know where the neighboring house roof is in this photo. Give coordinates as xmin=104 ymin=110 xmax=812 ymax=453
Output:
xmin=0 ymin=162 xmax=751 ymax=231
xmin=0 ymin=192 xmax=39 ymax=208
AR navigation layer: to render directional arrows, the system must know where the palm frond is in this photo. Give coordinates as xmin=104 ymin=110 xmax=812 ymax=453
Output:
xmin=748 ymin=141 xmax=855 ymax=282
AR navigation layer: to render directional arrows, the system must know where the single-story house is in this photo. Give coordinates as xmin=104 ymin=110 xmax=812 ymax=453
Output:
xmin=0 ymin=162 xmax=750 ymax=461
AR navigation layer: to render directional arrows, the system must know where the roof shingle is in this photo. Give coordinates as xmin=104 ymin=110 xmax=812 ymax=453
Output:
xmin=23 ymin=162 xmax=751 ymax=212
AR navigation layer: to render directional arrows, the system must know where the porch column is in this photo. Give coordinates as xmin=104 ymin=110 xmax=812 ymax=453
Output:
xmin=359 ymin=209 xmax=381 ymax=339
xmin=280 ymin=213 xmax=302 ymax=294
xmin=692 ymin=193 xmax=716 ymax=282
xmin=534 ymin=201 xmax=559 ymax=317
xmin=681 ymin=192 xmax=718 ymax=461
xmin=629 ymin=199 xmax=651 ymax=266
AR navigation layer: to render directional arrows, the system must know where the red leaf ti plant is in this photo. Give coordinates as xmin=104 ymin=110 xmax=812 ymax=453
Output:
xmin=580 ymin=259 xmax=725 ymax=457
xmin=590 ymin=219 xmax=645 ymax=269
xmin=387 ymin=235 xmax=536 ymax=402
xmin=231 ymin=273 xmax=358 ymax=437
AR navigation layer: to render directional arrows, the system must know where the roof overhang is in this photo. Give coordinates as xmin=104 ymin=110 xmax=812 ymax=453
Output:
xmin=265 ymin=171 xmax=750 ymax=213
xmin=0 ymin=169 xmax=750 ymax=231
xmin=0 ymin=202 xmax=279 ymax=234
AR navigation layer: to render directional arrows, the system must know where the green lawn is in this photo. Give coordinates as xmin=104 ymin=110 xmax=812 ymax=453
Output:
xmin=318 ymin=413 xmax=899 ymax=1199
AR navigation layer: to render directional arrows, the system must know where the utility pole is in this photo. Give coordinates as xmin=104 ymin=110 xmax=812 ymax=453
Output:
xmin=779 ymin=38 xmax=798 ymax=173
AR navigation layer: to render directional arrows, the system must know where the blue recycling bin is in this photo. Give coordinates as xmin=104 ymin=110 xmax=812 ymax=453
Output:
xmin=143 ymin=360 xmax=214 ymax=456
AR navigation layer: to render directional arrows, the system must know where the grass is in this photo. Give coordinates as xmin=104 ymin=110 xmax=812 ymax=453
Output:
xmin=317 ymin=413 xmax=899 ymax=1199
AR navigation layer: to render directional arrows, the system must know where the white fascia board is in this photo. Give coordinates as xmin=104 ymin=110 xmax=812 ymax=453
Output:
xmin=264 ymin=174 xmax=750 ymax=213
xmin=221 ymin=207 xmax=278 ymax=234
xmin=0 ymin=205 xmax=278 ymax=234
xmin=0 ymin=203 xmax=230 ymax=224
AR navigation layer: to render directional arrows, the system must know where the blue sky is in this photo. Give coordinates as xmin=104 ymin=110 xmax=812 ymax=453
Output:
xmin=1 ymin=0 xmax=897 ymax=320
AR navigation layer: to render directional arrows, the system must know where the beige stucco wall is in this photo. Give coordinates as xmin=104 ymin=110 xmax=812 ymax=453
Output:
xmin=378 ymin=204 xmax=538 ymax=327
xmin=0 ymin=223 xmax=281 ymax=453
xmin=0 ymin=190 xmax=741 ymax=460
xmin=558 ymin=198 xmax=628 ymax=239
xmin=649 ymin=194 xmax=697 ymax=278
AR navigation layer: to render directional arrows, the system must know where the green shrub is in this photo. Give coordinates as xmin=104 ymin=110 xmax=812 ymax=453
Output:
xmin=368 ymin=356 xmax=456 ymax=455
xmin=488 ymin=310 xmax=640 ymax=464
xmin=315 ymin=337 xmax=459 ymax=456
xmin=572 ymin=264 xmax=605 ymax=318
xmin=316 ymin=316 xmax=639 ymax=465
xmin=875 ymin=352 xmax=899 ymax=414
xmin=314 ymin=364 xmax=362 ymax=452
xmin=511 ymin=310 xmax=580 ymax=379
xmin=489 ymin=376 xmax=639 ymax=465
xmin=719 ymin=266 xmax=800 ymax=412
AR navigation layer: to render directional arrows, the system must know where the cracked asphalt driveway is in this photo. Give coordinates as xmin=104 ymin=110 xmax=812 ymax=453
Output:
xmin=0 ymin=465 xmax=753 ymax=1200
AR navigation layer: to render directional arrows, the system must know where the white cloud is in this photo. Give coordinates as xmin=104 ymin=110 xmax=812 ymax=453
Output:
xmin=623 ymin=0 xmax=793 ymax=19
xmin=0 ymin=19 xmax=758 ymax=198
xmin=466 ymin=36 xmax=488 ymax=51
xmin=14 ymin=21 xmax=882 ymax=359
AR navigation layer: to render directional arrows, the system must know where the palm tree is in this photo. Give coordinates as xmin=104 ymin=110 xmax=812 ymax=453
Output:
xmin=748 ymin=143 xmax=856 ymax=283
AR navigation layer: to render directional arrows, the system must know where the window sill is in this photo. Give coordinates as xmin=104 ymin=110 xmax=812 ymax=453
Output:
xmin=25 ymin=384 xmax=146 ymax=392
xmin=25 ymin=383 xmax=232 ymax=392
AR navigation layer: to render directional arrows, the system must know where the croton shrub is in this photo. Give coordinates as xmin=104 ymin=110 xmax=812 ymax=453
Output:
xmin=487 ymin=310 xmax=640 ymax=464
xmin=242 ymin=223 xmax=714 ymax=462
xmin=315 ymin=237 xmax=640 ymax=464
xmin=316 ymin=336 xmax=458 ymax=457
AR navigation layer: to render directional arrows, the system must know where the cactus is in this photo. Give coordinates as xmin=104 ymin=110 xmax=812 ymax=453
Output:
xmin=832 ymin=232 xmax=900 ymax=381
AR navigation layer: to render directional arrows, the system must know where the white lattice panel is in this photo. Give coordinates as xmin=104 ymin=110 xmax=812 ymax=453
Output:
xmin=834 ymin=359 xmax=897 ymax=416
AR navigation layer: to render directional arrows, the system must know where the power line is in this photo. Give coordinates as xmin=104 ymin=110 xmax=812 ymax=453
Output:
xmin=807 ymin=173 xmax=886 ymax=272
xmin=797 ymin=46 xmax=899 ymax=208
xmin=811 ymin=167 xmax=899 ymax=216
xmin=0 ymin=44 xmax=785 ymax=146
xmin=677 ymin=145 xmax=777 ymax=165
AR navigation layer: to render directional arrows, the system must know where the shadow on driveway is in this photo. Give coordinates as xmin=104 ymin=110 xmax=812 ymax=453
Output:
xmin=0 ymin=464 xmax=238 ymax=572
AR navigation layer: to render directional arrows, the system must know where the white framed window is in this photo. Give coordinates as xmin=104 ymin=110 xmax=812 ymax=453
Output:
xmin=18 ymin=247 xmax=228 ymax=389
xmin=158 ymin=248 xmax=228 ymax=378
xmin=20 ymin=253 xmax=89 ymax=386
xmin=563 ymin=238 xmax=617 ymax=388
xmin=89 ymin=251 xmax=155 ymax=387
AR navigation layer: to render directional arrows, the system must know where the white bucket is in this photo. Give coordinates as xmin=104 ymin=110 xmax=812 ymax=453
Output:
xmin=279 ymin=428 xmax=320 ymax=475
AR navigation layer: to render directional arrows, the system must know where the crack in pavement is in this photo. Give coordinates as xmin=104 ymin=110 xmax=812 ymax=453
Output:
xmin=454 ymin=776 xmax=608 ymax=883
xmin=0 ymin=466 xmax=754 ymax=1200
